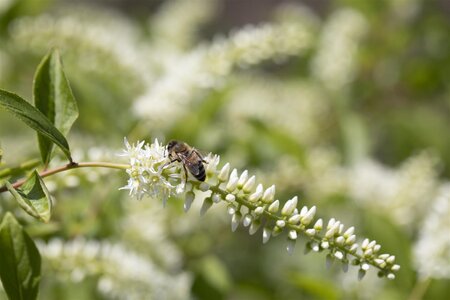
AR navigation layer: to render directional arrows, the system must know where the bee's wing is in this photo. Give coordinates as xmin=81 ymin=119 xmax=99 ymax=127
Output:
xmin=192 ymin=148 xmax=211 ymax=162
xmin=184 ymin=159 xmax=201 ymax=176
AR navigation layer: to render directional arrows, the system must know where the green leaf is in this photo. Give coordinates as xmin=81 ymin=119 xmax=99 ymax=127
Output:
xmin=0 ymin=212 xmax=41 ymax=300
xmin=6 ymin=171 xmax=53 ymax=223
xmin=33 ymin=49 xmax=79 ymax=165
xmin=197 ymin=255 xmax=232 ymax=293
xmin=0 ymin=89 xmax=72 ymax=162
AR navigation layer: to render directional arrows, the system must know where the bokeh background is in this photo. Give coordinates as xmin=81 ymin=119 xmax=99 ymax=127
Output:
xmin=1 ymin=0 xmax=449 ymax=299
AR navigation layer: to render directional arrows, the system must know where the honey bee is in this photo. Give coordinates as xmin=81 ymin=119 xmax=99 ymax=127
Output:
xmin=166 ymin=140 xmax=207 ymax=182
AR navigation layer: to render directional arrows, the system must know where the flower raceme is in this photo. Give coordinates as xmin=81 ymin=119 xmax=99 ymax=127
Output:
xmin=120 ymin=138 xmax=400 ymax=280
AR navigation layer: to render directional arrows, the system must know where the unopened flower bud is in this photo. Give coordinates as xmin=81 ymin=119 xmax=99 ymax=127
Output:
xmin=222 ymin=194 xmax=233 ymax=202
xmin=391 ymin=264 xmax=400 ymax=272
xmin=254 ymin=206 xmax=264 ymax=215
xmin=242 ymin=176 xmax=256 ymax=193
xmin=200 ymin=197 xmax=213 ymax=216
xmin=218 ymin=163 xmax=230 ymax=182
xmin=281 ymin=196 xmax=298 ymax=216
xmin=243 ymin=214 xmax=253 ymax=227
xmin=262 ymin=185 xmax=275 ymax=203
xmin=262 ymin=227 xmax=271 ymax=244
xmin=387 ymin=273 xmax=395 ymax=280
xmin=386 ymin=255 xmax=396 ymax=264
xmin=226 ymin=176 xmax=239 ymax=192
xmin=301 ymin=206 xmax=316 ymax=226
xmin=305 ymin=228 xmax=316 ymax=237
xmin=184 ymin=192 xmax=195 ymax=212
xmin=276 ymin=220 xmax=286 ymax=228
xmin=237 ymin=170 xmax=249 ymax=189
xmin=248 ymin=184 xmax=263 ymax=202
xmin=343 ymin=226 xmax=355 ymax=238
xmin=249 ymin=219 xmax=261 ymax=235
xmin=231 ymin=212 xmax=242 ymax=232
xmin=314 ymin=219 xmax=323 ymax=231
xmin=335 ymin=236 xmax=345 ymax=246
xmin=288 ymin=214 xmax=301 ymax=225
xmin=268 ymin=200 xmax=280 ymax=213
xmin=334 ymin=251 xmax=343 ymax=260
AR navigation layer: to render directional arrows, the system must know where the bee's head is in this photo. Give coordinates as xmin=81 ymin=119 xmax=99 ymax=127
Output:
xmin=167 ymin=140 xmax=178 ymax=152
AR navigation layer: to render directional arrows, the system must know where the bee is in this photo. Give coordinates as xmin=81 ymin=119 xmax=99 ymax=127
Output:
xmin=166 ymin=140 xmax=207 ymax=182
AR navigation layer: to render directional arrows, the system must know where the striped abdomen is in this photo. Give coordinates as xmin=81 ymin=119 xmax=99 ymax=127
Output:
xmin=192 ymin=161 xmax=206 ymax=181
xmin=183 ymin=150 xmax=206 ymax=181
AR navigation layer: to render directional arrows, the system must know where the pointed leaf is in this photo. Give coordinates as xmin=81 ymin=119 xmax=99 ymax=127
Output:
xmin=0 ymin=89 xmax=72 ymax=162
xmin=0 ymin=212 xmax=41 ymax=300
xmin=6 ymin=171 xmax=53 ymax=223
xmin=34 ymin=49 xmax=79 ymax=165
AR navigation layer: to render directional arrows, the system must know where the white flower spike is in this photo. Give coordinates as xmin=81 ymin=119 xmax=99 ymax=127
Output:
xmin=121 ymin=139 xmax=399 ymax=280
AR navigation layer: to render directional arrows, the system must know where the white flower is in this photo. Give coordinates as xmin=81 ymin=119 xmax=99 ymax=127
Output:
xmin=349 ymin=153 xmax=439 ymax=228
xmin=10 ymin=8 xmax=154 ymax=85
xmin=37 ymin=238 xmax=191 ymax=299
xmin=414 ymin=184 xmax=450 ymax=279
xmin=311 ymin=8 xmax=368 ymax=90
xmin=133 ymin=21 xmax=312 ymax=125
xmin=150 ymin=0 xmax=217 ymax=50
xmin=119 ymin=138 xmax=178 ymax=202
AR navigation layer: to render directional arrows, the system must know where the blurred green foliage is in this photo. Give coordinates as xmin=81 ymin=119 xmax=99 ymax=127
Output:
xmin=0 ymin=0 xmax=449 ymax=299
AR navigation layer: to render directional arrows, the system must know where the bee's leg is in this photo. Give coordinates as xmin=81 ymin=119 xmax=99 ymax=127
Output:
xmin=162 ymin=160 xmax=172 ymax=169
xmin=162 ymin=155 xmax=180 ymax=169
xmin=182 ymin=164 xmax=189 ymax=184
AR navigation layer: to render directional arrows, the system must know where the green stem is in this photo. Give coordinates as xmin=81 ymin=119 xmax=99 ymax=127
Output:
xmin=408 ymin=277 xmax=432 ymax=300
xmin=0 ymin=161 xmax=130 ymax=193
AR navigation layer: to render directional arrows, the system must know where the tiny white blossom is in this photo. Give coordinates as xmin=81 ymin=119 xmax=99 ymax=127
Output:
xmin=119 ymin=138 xmax=178 ymax=203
